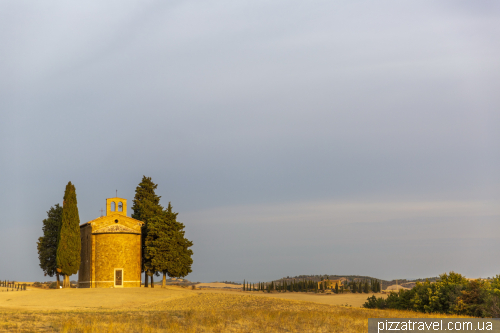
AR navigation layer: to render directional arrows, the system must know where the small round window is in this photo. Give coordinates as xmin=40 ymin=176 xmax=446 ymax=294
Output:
xmin=115 ymin=219 xmax=118 ymax=223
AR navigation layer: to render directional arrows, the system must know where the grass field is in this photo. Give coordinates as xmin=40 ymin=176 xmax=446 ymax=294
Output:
xmin=0 ymin=286 xmax=469 ymax=332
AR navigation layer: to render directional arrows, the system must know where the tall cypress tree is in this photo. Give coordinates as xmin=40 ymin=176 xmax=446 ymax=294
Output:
xmin=56 ymin=182 xmax=81 ymax=288
xmin=146 ymin=202 xmax=194 ymax=287
xmin=132 ymin=176 xmax=163 ymax=287
xmin=37 ymin=204 xmax=63 ymax=288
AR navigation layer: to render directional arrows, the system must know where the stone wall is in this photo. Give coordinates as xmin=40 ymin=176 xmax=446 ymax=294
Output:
xmin=94 ymin=233 xmax=141 ymax=288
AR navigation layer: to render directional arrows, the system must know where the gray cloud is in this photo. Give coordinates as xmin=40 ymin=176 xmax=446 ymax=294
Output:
xmin=1 ymin=0 xmax=499 ymax=282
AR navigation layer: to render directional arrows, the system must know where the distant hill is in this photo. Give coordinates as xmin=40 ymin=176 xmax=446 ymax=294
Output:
xmin=268 ymin=275 xmax=440 ymax=290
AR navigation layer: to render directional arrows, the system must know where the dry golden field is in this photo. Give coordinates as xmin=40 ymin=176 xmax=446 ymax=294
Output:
xmin=0 ymin=286 xmax=469 ymax=332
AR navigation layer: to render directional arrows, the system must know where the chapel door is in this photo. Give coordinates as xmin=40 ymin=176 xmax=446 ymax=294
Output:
xmin=115 ymin=269 xmax=123 ymax=287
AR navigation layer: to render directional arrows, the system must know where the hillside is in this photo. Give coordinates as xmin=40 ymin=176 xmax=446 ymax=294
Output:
xmin=269 ymin=275 xmax=440 ymax=290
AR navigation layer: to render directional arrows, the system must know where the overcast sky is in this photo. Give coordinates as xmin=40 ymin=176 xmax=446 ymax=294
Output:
xmin=1 ymin=0 xmax=499 ymax=283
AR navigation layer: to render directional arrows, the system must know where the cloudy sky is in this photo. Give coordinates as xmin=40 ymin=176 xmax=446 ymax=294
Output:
xmin=1 ymin=0 xmax=499 ymax=283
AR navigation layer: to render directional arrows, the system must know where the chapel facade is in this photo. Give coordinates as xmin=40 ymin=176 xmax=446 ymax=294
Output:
xmin=78 ymin=197 xmax=143 ymax=288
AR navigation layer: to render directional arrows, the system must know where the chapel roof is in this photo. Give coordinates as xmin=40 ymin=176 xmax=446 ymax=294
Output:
xmin=79 ymin=214 xmax=144 ymax=227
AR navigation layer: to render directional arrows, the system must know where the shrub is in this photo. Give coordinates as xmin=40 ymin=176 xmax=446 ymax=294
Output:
xmin=363 ymin=295 xmax=387 ymax=309
xmin=362 ymin=272 xmax=500 ymax=317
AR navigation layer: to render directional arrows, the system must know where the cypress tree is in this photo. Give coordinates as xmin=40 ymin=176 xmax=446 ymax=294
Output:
xmin=146 ymin=203 xmax=194 ymax=287
xmin=335 ymin=282 xmax=339 ymax=294
xmin=243 ymin=279 xmax=245 ymax=291
xmin=132 ymin=176 xmax=163 ymax=287
xmin=37 ymin=204 xmax=63 ymax=288
xmin=56 ymin=182 xmax=81 ymax=288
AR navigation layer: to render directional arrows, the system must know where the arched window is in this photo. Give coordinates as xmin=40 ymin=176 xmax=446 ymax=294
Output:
xmin=118 ymin=202 xmax=123 ymax=212
xmin=111 ymin=202 xmax=116 ymax=211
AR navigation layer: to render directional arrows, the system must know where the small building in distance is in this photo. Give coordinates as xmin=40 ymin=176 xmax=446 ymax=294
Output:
xmin=318 ymin=279 xmax=343 ymax=290
xmin=78 ymin=197 xmax=143 ymax=288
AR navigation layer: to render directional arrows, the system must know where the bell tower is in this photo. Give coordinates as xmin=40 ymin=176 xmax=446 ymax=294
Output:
xmin=106 ymin=197 xmax=127 ymax=216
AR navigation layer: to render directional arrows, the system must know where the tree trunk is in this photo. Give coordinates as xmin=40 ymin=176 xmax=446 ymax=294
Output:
xmin=151 ymin=274 xmax=154 ymax=288
xmin=62 ymin=275 xmax=69 ymax=288
xmin=145 ymin=271 xmax=149 ymax=288
xmin=56 ymin=273 xmax=60 ymax=289
xmin=162 ymin=272 xmax=166 ymax=288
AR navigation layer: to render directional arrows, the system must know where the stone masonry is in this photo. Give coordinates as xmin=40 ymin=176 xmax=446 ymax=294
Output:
xmin=78 ymin=197 xmax=143 ymax=288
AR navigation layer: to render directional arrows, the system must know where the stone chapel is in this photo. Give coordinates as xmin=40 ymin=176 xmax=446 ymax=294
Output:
xmin=78 ymin=197 xmax=143 ymax=288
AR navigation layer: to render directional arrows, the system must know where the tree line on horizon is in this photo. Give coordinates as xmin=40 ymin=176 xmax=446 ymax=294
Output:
xmin=37 ymin=176 xmax=193 ymax=288
xmin=280 ymin=274 xmax=440 ymax=291
xmin=241 ymin=278 xmax=381 ymax=294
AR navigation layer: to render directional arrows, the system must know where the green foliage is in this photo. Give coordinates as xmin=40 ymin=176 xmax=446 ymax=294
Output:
xmin=145 ymin=203 xmax=194 ymax=279
xmin=131 ymin=176 xmax=163 ymax=224
xmin=56 ymin=182 xmax=81 ymax=277
xmin=363 ymin=271 xmax=500 ymax=317
xmin=37 ymin=204 xmax=62 ymax=277
xmin=491 ymin=275 xmax=500 ymax=298
xmin=363 ymin=295 xmax=387 ymax=309
xmin=132 ymin=176 xmax=163 ymax=275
